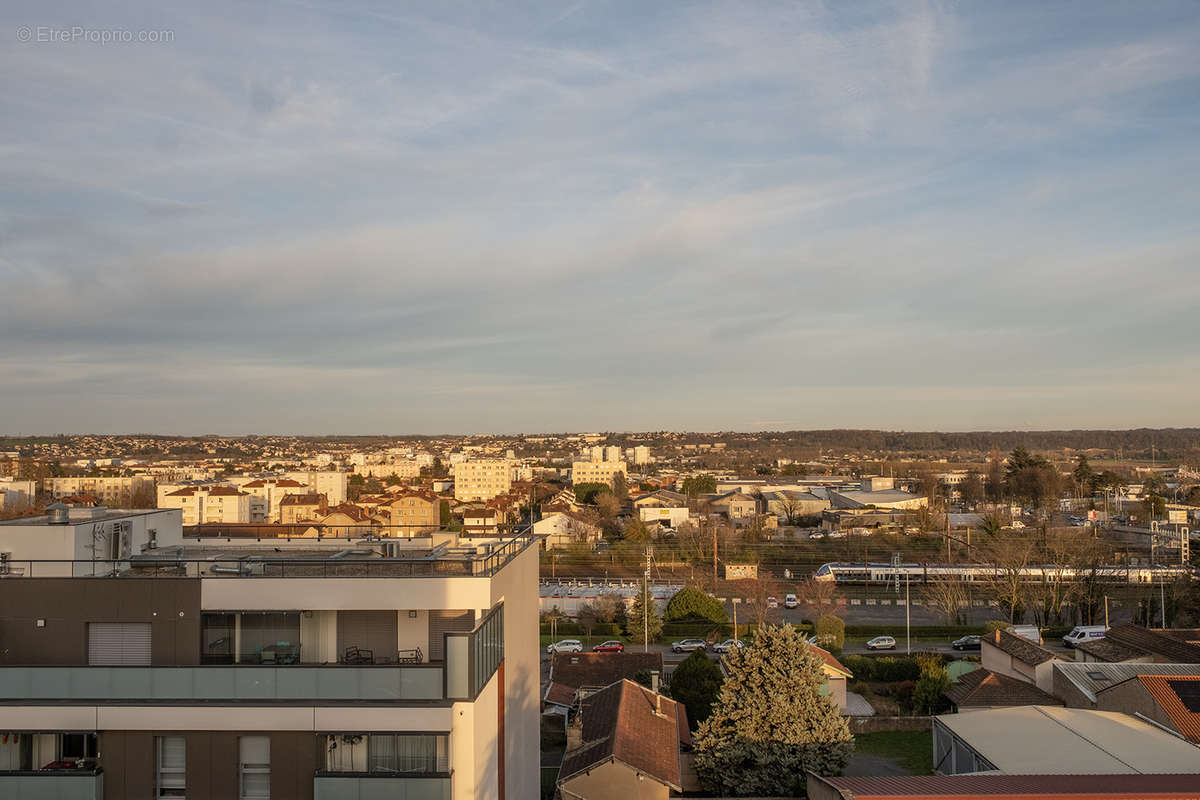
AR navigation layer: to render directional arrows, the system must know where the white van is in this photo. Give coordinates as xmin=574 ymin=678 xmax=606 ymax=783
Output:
xmin=1063 ymin=625 xmax=1107 ymax=648
xmin=784 ymin=593 xmax=798 ymax=609
xmin=1007 ymin=625 xmax=1041 ymax=643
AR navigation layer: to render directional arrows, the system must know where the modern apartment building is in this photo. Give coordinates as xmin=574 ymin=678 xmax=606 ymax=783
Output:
xmin=43 ymin=476 xmax=156 ymax=505
xmin=283 ymin=471 xmax=348 ymax=506
xmin=0 ymin=511 xmax=540 ymax=800
xmin=570 ymin=460 xmax=627 ymax=488
xmin=161 ymin=486 xmax=252 ymax=525
xmin=0 ymin=477 xmax=36 ymax=511
xmin=235 ymin=478 xmax=309 ymax=523
xmin=453 ymin=460 xmax=512 ymax=502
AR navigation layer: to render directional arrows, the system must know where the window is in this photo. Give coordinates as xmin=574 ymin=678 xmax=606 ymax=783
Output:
xmin=156 ymin=736 xmax=186 ymax=798
xmin=239 ymin=612 xmax=300 ymax=663
xmin=321 ymin=734 xmax=448 ymax=774
xmin=201 ymin=613 xmax=235 ymax=665
xmin=239 ymin=736 xmax=270 ymax=799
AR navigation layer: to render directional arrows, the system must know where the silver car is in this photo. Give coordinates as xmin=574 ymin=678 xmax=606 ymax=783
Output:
xmin=546 ymin=639 xmax=583 ymax=654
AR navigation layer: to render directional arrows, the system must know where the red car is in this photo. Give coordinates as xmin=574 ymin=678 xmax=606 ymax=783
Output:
xmin=592 ymin=640 xmax=625 ymax=653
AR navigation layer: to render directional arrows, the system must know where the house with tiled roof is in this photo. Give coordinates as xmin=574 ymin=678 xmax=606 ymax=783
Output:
xmin=1095 ymin=674 xmax=1200 ymax=743
xmin=946 ymin=668 xmax=1062 ymax=711
xmin=804 ymin=642 xmax=854 ymax=711
xmin=1052 ymin=662 xmax=1200 ymax=708
xmin=278 ymin=492 xmax=326 ymax=524
xmin=1076 ymin=624 xmax=1200 ymax=664
xmin=532 ymin=509 xmax=602 ymax=551
xmin=557 ymin=679 xmax=690 ymax=800
xmin=545 ymin=652 xmax=664 ymax=713
xmin=981 ymin=628 xmax=1062 ymax=693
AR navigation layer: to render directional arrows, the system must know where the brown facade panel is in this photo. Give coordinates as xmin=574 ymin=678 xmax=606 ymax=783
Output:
xmin=0 ymin=578 xmax=200 ymax=665
xmin=101 ymin=730 xmax=316 ymax=800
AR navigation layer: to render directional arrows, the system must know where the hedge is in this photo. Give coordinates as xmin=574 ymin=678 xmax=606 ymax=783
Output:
xmin=540 ymin=622 xmax=622 ymax=636
xmin=842 ymin=654 xmax=922 ymax=682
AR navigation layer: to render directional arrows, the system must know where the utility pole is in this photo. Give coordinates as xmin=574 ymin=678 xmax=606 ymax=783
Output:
xmin=644 ymin=546 xmax=652 ymax=654
xmin=731 ymin=597 xmax=740 ymax=642
xmin=1161 ymin=578 xmax=1167 ymax=628
xmin=712 ymin=521 xmax=719 ymax=592
xmin=1104 ymin=595 xmax=1110 ymax=629
xmin=906 ymin=573 xmax=911 ymax=655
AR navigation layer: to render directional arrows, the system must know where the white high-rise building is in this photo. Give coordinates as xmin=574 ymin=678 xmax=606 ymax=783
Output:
xmin=454 ymin=459 xmax=513 ymax=502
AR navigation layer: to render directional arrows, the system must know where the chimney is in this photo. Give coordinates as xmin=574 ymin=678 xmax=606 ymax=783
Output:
xmin=650 ymin=670 xmax=660 ymax=695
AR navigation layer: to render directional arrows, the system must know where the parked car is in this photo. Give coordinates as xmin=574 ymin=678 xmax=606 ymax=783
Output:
xmin=784 ymin=593 xmax=798 ymax=609
xmin=712 ymin=638 xmax=745 ymax=653
xmin=592 ymin=640 xmax=625 ymax=653
xmin=766 ymin=596 xmax=779 ymax=609
xmin=671 ymin=638 xmax=708 ymax=654
xmin=951 ymin=635 xmax=981 ymax=651
xmin=1063 ymin=625 xmax=1107 ymax=648
xmin=546 ymin=639 xmax=583 ymax=654
xmin=866 ymin=635 xmax=897 ymax=651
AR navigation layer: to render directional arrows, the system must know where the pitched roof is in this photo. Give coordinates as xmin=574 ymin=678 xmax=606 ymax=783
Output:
xmin=279 ymin=492 xmax=324 ymax=505
xmin=1104 ymin=624 xmax=1200 ymax=663
xmin=987 ymin=628 xmax=1059 ymax=666
xmin=543 ymin=681 xmax=576 ymax=708
xmin=807 ymin=642 xmax=852 ymax=678
xmin=1133 ymin=675 xmax=1200 ymax=742
xmin=550 ymin=652 xmax=663 ymax=691
xmin=946 ymin=668 xmax=1062 ymax=708
xmin=1074 ymin=636 xmax=1145 ymax=663
xmin=1054 ymin=662 xmax=1200 ymax=704
xmin=810 ymin=773 xmax=1200 ymax=798
xmin=558 ymin=679 xmax=685 ymax=791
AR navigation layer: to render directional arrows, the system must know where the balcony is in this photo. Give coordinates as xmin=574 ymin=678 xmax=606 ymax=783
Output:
xmin=0 ymin=664 xmax=445 ymax=702
xmin=0 ymin=769 xmax=103 ymax=800
xmin=313 ymin=774 xmax=450 ymax=800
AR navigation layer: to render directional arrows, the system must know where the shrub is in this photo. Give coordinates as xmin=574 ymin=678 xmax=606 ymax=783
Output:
xmin=815 ymin=614 xmax=845 ymax=651
xmin=665 ymin=586 xmax=729 ymax=624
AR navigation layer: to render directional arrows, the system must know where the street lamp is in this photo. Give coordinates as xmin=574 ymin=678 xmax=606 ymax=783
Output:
xmin=731 ymin=597 xmax=741 ymax=642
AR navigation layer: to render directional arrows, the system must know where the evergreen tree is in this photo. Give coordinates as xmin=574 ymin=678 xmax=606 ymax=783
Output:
xmin=694 ymin=625 xmax=853 ymax=796
xmin=669 ymin=650 xmax=724 ymax=729
xmin=911 ymin=657 xmax=950 ymax=715
xmin=625 ymin=580 xmax=663 ymax=645
xmin=665 ymin=586 xmax=729 ymax=624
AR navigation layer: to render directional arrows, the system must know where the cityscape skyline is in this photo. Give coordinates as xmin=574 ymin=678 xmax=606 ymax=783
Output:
xmin=4 ymin=1 xmax=1199 ymax=433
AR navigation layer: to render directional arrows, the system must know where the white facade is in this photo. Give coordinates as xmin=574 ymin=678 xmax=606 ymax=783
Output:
xmin=43 ymin=476 xmax=155 ymax=504
xmin=571 ymin=460 xmax=627 ymax=488
xmin=285 ymin=470 xmax=348 ymax=505
xmin=160 ymin=486 xmax=251 ymax=525
xmin=454 ymin=459 xmax=512 ymax=502
xmin=0 ymin=508 xmax=184 ymax=576
xmin=0 ymin=478 xmax=36 ymax=511
xmin=639 ymin=506 xmax=691 ymax=527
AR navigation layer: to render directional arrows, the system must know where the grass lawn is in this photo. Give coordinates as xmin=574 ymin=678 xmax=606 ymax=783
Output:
xmin=853 ymin=731 xmax=933 ymax=775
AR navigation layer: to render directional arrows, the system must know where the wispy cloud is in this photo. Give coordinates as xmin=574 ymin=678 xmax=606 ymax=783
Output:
xmin=1 ymin=0 xmax=1198 ymax=433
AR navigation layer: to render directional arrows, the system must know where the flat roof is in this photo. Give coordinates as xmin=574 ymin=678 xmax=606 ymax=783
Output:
xmin=935 ymin=706 xmax=1200 ymax=773
xmin=0 ymin=509 xmax=173 ymax=526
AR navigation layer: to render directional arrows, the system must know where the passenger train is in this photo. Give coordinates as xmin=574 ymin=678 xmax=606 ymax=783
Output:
xmin=813 ymin=562 xmax=1191 ymax=585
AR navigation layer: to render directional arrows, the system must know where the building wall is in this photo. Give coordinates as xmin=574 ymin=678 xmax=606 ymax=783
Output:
xmin=0 ymin=577 xmax=200 ymax=665
xmin=489 ymin=541 xmax=539 ymax=800
xmin=1095 ymin=680 xmax=1177 ymax=735
xmin=454 ymin=460 xmax=513 ymax=502
xmin=560 ymin=759 xmax=671 ymax=800
xmin=101 ymin=730 xmax=316 ymax=800
xmin=44 ymin=476 xmax=155 ymax=503
xmin=1052 ymin=670 xmax=1098 ymax=708
xmin=571 ymin=461 xmax=627 ymax=488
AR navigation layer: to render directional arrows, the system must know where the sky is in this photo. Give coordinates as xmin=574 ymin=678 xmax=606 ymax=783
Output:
xmin=2 ymin=1 xmax=1199 ymax=435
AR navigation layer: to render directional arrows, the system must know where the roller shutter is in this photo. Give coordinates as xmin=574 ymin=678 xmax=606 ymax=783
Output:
xmin=337 ymin=611 xmax=398 ymax=662
xmin=88 ymin=622 xmax=151 ymax=665
xmin=427 ymin=610 xmax=474 ymax=661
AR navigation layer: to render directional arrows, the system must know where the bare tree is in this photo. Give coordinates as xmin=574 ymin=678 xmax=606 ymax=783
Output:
xmin=742 ymin=572 xmax=781 ymax=629
xmin=922 ymin=576 xmax=971 ymax=625
xmin=980 ymin=531 xmax=1039 ymax=624
xmin=794 ymin=578 xmax=838 ymax=618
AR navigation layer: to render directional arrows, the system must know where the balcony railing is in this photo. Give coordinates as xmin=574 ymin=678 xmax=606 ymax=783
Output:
xmin=0 ymin=664 xmax=445 ymax=702
xmin=313 ymin=774 xmax=450 ymax=800
xmin=0 ymin=769 xmax=103 ymax=800
xmin=0 ymin=532 xmax=537 ymax=579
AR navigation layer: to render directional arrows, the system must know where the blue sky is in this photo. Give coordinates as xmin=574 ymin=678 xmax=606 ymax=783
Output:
xmin=2 ymin=1 xmax=1198 ymax=434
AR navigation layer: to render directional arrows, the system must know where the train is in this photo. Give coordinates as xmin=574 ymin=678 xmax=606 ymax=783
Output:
xmin=812 ymin=561 xmax=1191 ymax=585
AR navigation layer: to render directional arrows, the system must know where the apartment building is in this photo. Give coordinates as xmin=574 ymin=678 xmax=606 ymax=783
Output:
xmin=571 ymin=460 xmax=627 ymax=488
xmin=356 ymin=460 xmax=422 ymax=479
xmin=283 ymin=471 xmax=348 ymax=506
xmin=279 ymin=493 xmax=326 ymax=524
xmin=235 ymin=478 xmax=309 ymax=523
xmin=0 ymin=514 xmax=540 ymax=800
xmin=0 ymin=477 xmax=36 ymax=511
xmin=454 ymin=460 xmax=512 ymax=502
xmin=379 ymin=491 xmax=441 ymax=534
xmin=161 ymin=486 xmax=251 ymax=525
xmin=43 ymin=476 xmax=156 ymax=505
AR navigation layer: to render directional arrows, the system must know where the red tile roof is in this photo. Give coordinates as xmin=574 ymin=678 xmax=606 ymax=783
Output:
xmin=550 ymin=652 xmax=664 ymax=691
xmin=808 ymin=641 xmax=852 ymax=677
xmin=946 ymin=669 xmax=1062 ymax=708
xmin=558 ymin=680 xmax=685 ymax=791
xmin=1105 ymin=625 xmax=1200 ymax=663
xmin=1137 ymin=675 xmax=1200 ymax=743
